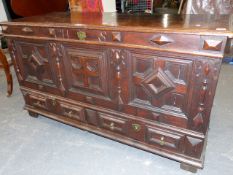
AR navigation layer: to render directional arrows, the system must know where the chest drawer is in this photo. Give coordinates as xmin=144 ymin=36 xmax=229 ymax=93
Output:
xmin=24 ymin=93 xmax=49 ymax=111
xmin=146 ymin=126 xmax=185 ymax=153
xmin=58 ymin=102 xmax=85 ymax=122
xmin=98 ymin=113 xmax=128 ymax=135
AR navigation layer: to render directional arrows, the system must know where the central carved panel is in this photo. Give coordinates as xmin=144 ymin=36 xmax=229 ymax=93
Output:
xmin=62 ymin=46 xmax=109 ymax=98
xmin=71 ymin=55 xmax=101 ymax=89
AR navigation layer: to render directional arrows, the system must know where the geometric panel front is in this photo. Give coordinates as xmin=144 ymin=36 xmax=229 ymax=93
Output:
xmin=15 ymin=41 xmax=56 ymax=87
xmin=71 ymin=55 xmax=101 ymax=89
xmin=130 ymin=54 xmax=194 ymax=128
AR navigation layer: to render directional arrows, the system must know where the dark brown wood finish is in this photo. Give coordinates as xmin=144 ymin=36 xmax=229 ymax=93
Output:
xmin=0 ymin=49 xmax=13 ymax=96
xmin=1 ymin=12 xmax=232 ymax=172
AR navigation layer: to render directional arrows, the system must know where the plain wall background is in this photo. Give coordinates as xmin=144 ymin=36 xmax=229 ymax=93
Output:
xmin=102 ymin=0 xmax=116 ymax=12
xmin=0 ymin=0 xmax=7 ymax=22
xmin=0 ymin=0 xmax=116 ymax=21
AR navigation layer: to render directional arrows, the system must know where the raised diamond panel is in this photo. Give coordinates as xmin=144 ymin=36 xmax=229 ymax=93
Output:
xmin=141 ymin=68 xmax=175 ymax=98
xmin=150 ymin=35 xmax=173 ymax=46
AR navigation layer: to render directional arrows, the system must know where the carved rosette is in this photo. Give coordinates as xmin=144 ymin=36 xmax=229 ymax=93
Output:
xmin=110 ymin=49 xmax=127 ymax=107
xmin=50 ymin=43 xmax=66 ymax=95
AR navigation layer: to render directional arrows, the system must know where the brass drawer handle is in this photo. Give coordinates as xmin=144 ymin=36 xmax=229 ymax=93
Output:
xmin=51 ymin=99 xmax=57 ymax=106
xmin=110 ymin=122 xmax=115 ymax=130
xmin=67 ymin=111 xmax=74 ymax=117
xmin=160 ymin=136 xmax=165 ymax=146
xmin=22 ymin=27 xmax=33 ymax=33
xmin=132 ymin=124 xmax=141 ymax=132
xmin=77 ymin=31 xmax=86 ymax=40
xmin=34 ymin=100 xmax=45 ymax=109
xmin=34 ymin=101 xmax=42 ymax=107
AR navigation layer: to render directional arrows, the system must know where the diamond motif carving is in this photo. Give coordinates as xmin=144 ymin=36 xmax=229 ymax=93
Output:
xmin=203 ymin=39 xmax=223 ymax=51
xmin=150 ymin=35 xmax=173 ymax=46
xmin=28 ymin=51 xmax=45 ymax=78
xmin=193 ymin=112 xmax=204 ymax=128
xmin=112 ymin=32 xmax=121 ymax=42
xmin=185 ymin=136 xmax=203 ymax=158
xmin=141 ymin=68 xmax=175 ymax=98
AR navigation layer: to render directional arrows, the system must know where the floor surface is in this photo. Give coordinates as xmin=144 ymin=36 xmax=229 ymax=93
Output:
xmin=0 ymin=64 xmax=233 ymax=175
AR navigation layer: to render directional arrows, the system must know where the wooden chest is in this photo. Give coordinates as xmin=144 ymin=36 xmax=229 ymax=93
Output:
xmin=1 ymin=12 xmax=232 ymax=172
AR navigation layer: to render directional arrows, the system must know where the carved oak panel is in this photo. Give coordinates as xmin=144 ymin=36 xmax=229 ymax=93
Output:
xmin=130 ymin=52 xmax=193 ymax=128
xmin=62 ymin=45 xmax=109 ymax=98
xmin=13 ymin=40 xmax=59 ymax=92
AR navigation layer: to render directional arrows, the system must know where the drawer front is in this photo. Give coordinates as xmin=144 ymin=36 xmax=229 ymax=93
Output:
xmin=85 ymin=109 xmax=99 ymax=126
xmin=98 ymin=113 xmax=128 ymax=135
xmin=146 ymin=126 xmax=185 ymax=153
xmin=59 ymin=102 xmax=85 ymax=121
xmin=24 ymin=93 xmax=49 ymax=111
xmin=22 ymin=89 xmax=205 ymax=160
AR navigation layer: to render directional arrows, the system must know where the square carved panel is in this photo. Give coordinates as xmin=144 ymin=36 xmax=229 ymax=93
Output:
xmin=63 ymin=46 xmax=109 ymax=98
xmin=16 ymin=41 xmax=57 ymax=87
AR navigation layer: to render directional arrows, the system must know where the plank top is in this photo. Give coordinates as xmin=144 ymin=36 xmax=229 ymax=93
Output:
xmin=1 ymin=12 xmax=233 ymax=36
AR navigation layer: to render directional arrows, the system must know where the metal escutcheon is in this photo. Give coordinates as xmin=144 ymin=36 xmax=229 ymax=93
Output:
xmin=132 ymin=123 xmax=141 ymax=132
xmin=51 ymin=99 xmax=57 ymax=106
xmin=160 ymin=136 xmax=165 ymax=146
xmin=110 ymin=122 xmax=115 ymax=130
xmin=77 ymin=31 xmax=87 ymax=40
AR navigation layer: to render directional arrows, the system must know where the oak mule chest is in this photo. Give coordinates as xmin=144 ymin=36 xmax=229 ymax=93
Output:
xmin=1 ymin=12 xmax=233 ymax=172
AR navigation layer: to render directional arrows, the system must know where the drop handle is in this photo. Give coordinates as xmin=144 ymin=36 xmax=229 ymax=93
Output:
xmin=110 ymin=122 xmax=115 ymax=130
xmin=160 ymin=136 xmax=165 ymax=146
xmin=51 ymin=99 xmax=57 ymax=106
xmin=67 ymin=111 xmax=74 ymax=117
xmin=132 ymin=124 xmax=141 ymax=132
